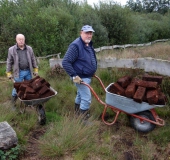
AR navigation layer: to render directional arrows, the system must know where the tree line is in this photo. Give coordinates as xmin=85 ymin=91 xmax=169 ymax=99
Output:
xmin=0 ymin=0 xmax=170 ymax=60
xmin=127 ymin=0 xmax=170 ymax=14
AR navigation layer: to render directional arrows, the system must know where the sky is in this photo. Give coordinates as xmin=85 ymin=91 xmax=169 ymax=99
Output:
xmin=86 ymin=0 xmax=127 ymax=6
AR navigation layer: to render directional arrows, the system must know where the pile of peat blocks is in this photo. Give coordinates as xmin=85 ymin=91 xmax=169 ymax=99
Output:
xmin=108 ymin=74 xmax=167 ymax=105
xmin=14 ymin=76 xmax=55 ymax=100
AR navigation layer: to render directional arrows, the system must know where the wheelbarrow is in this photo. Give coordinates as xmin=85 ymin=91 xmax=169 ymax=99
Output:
xmin=11 ymin=77 xmax=57 ymax=125
xmin=81 ymin=75 xmax=165 ymax=133
xmin=17 ymin=87 xmax=57 ymax=125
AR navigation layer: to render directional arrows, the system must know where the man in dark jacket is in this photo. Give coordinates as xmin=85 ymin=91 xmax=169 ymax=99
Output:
xmin=6 ymin=34 xmax=38 ymax=110
xmin=62 ymin=25 xmax=97 ymax=119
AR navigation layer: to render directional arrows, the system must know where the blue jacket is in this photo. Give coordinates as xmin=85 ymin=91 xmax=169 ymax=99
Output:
xmin=62 ymin=37 xmax=97 ymax=78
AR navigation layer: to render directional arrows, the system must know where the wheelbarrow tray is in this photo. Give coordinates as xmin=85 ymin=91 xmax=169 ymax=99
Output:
xmin=105 ymin=83 xmax=165 ymax=114
xmin=18 ymin=87 xmax=57 ymax=106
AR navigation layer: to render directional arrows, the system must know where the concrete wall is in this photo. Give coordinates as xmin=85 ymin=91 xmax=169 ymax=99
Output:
xmin=98 ymin=57 xmax=170 ymax=76
xmin=50 ymin=57 xmax=170 ymax=76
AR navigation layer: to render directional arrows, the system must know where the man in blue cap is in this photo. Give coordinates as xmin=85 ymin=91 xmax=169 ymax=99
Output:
xmin=62 ymin=25 xmax=97 ymax=120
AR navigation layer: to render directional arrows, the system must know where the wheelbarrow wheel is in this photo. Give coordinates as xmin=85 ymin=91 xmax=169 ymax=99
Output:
xmin=37 ymin=104 xmax=46 ymax=125
xmin=130 ymin=111 xmax=156 ymax=133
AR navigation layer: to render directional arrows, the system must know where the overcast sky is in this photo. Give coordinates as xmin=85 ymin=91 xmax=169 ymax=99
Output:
xmin=86 ymin=0 xmax=127 ymax=6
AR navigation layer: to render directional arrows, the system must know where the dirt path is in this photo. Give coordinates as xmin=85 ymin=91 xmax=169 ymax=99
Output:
xmin=20 ymin=126 xmax=47 ymax=160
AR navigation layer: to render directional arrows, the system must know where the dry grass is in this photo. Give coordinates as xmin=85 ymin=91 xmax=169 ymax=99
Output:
xmin=97 ymin=42 xmax=170 ymax=61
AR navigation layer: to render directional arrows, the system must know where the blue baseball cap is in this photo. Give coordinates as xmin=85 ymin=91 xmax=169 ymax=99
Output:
xmin=81 ymin=25 xmax=95 ymax=32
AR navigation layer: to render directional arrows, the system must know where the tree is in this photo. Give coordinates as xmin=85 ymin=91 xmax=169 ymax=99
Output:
xmin=97 ymin=1 xmax=134 ymax=45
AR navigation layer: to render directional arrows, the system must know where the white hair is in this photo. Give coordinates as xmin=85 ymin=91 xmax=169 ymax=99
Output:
xmin=16 ymin=34 xmax=25 ymax=39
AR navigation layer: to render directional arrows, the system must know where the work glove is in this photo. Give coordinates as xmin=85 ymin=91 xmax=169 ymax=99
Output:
xmin=33 ymin=68 xmax=38 ymax=76
xmin=73 ymin=76 xmax=82 ymax=84
xmin=6 ymin=72 xmax=13 ymax=79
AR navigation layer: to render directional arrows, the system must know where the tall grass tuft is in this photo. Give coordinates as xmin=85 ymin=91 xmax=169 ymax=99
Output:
xmin=12 ymin=111 xmax=38 ymax=145
xmin=0 ymin=80 xmax=13 ymax=102
xmin=0 ymin=102 xmax=17 ymax=122
xmin=39 ymin=114 xmax=99 ymax=159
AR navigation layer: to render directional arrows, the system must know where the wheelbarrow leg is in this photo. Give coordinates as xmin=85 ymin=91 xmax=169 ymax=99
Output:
xmin=19 ymin=101 xmax=27 ymax=114
xmin=36 ymin=104 xmax=46 ymax=125
xmin=102 ymin=105 xmax=121 ymax=126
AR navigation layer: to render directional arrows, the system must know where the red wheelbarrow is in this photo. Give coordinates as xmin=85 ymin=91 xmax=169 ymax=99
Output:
xmin=81 ymin=75 xmax=165 ymax=133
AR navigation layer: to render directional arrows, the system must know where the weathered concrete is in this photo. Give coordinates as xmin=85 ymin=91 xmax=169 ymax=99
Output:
xmin=0 ymin=121 xmax=18 ymax=150
xmin=97 ymin=57 xmax=145 ymax=69
xmin=144 ymin=57 xmax=170 ymax=76
xmin=97 ymin=57 xmax=170 ymax=76
xmin=50 ymin=57 xmax=170 ymax=77
xmin=49 ymin=59 xmax=63 ymax=68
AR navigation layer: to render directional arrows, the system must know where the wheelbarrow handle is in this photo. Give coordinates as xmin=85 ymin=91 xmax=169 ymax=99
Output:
xmin=80 ymin=80 xmax=106 ymax=106
xmin=93 ymin=75 xmax=106 ymax=92
xmin=80 ymin=75 xmax=106 ymax=92
xmin=10 ymin=77 xmax=15 ymax=83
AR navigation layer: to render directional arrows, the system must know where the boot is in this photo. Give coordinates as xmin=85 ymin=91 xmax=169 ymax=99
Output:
xmin=80 ymin=109 xmax=90 ymax=121
xmin=11 ymin=96 xmax=17 ymax=110
xmin=75 ymin=103 xmax=80 ymax=114
xmin=79 ymin=109 xmax=92 ymax=125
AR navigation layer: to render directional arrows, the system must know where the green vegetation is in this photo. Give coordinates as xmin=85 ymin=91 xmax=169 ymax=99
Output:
xmin=0 ymin=0 xmax=170 ymax=60
xmin=1 ymin=0 xmax=170 ymax=159
xmin=0 ymin=145 xmax=21 ymax=160
xmin=1 ymin=43 xmax=170 ymax=159
xmin=39 ymin=115 xmax=99 ymax=159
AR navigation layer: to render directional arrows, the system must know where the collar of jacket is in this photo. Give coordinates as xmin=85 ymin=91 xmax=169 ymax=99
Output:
xmin=16 ymin=44 xmax=27 ymax=50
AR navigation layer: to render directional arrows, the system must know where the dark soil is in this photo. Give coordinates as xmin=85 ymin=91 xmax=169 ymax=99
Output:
xmin=19 ymin=126 xmax=48 ymax=160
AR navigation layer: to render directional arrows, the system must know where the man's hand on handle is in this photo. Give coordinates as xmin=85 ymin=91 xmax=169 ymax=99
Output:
xmin=73 ymin=76 xmax=82 ymax=84
xmin=33 ymin=68 xmax=38 ymax=76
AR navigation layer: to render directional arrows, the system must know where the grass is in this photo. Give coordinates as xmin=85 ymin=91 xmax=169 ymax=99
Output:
xmin=39 ymin=114 xmax=100 ymax=159
xmin=97 ymin=41 xmax=170 ymax=61
xmin=1 ymin=42 xmax=170 ymax=159
xmin=0 ymin=102 xmax=17 ymax=122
